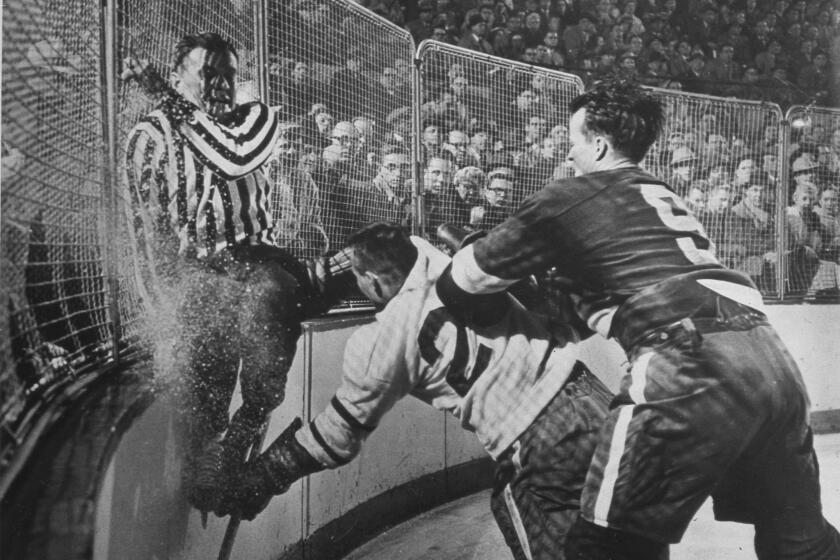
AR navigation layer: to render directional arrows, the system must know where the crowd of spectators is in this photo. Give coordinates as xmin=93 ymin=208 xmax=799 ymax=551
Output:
xmin=266 ymin=4 xmax=840 ymax=297
xmin=361 ymin=0 xmax=840 ymax=107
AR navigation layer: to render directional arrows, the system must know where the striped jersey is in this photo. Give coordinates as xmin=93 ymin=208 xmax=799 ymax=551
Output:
xmin=444 ymin=167 xmax=760 ymax=337
xmin=125 ymin=100 xmax=281 ymax=256
xmin=296 ymin=237 xmax=580 ymax=468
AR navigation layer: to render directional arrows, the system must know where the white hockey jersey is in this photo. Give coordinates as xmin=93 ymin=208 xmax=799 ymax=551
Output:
xmin=296 ymin=237 xmax=580 ymax=467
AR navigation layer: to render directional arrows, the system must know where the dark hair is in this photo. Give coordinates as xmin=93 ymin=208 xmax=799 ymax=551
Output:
xmin=347 ymin=222 xmax=417 ymax=283
xmin=172 ymin=32 xmax=237 ymax=72
xmin=569 ymin=79 xmax=664 ymax=163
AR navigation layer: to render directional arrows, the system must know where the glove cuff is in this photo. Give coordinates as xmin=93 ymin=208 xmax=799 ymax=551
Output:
xmin=258 ymin=418 xmax=325 ymax=494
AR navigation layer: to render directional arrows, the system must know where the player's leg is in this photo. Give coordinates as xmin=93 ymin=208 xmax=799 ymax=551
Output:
xmin=176 ymin=264 xmax=243 ymax=510
xmin=501 ymin=361 xmax=613 ymax=560
xmin=712 ymin=325 xmax=840 ymax=559
xmin=568 ymin=320 xmax=774 ymax=559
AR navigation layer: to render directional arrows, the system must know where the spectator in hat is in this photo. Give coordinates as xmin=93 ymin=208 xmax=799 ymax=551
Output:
xmin=406 ymin=0 xmax=437 ymax=43
xmin=616 ymin=51 xmax=640 ymax=80
xmin=797 ymin=49 xmax=832 ymax=106
xmin=459 ymin=12 xmax=495 ymax=54
xmin=563 ymin=13 xmax=597 ymax=68
xmin=791 ymin=153 xmax=820 ymax=191
xmin=670 ymin=146 xmax=698 ymax=197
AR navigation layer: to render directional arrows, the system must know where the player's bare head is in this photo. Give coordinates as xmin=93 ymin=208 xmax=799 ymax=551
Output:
xmin=568 ymin=79 xmax=664 ymax=165
xmin=347 ymin=222 xmax=418 ymax=305
xmin=171 ymin=32 xmax=238 ymax=117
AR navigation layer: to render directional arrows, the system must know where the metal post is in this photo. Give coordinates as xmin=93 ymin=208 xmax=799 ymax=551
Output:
xmin=254 ymin=0 xmax=269 ymax=103
xmin=777 ymin=117 xmax=791 ymax=301
xmin=411 ymin=48 xmax=424 ymax=238
xmin=99 ymin=0 xmax=122 ymax=364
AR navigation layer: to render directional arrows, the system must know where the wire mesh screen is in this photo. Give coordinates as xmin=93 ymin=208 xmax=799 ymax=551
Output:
xmin=415 ymin=41 xmax=584 ymax=241
xmin=639 ymin=87 xmax=785 ymax=298
xmin=2 ymin=0 xmax=110 ymax=445
xmin=114 ymin=0 xmax=260 ymax=338
xmin=784 ymin=105 xmax=840 ymax=299
xmin=265 ymin=0 xmax=416 ymax=258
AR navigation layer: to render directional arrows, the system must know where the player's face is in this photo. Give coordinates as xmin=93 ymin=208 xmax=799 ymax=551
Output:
xmin=173 ymin=47 xmax=238 ymax=118
xmin=567 ymin=109 xmax=600 ymax=176
xmin=350 ymin=261 xmax=380 ymax=306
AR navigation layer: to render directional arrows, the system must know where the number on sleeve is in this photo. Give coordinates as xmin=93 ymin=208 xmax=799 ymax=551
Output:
xmin=417 ymin=307 xmax=492 ymax=397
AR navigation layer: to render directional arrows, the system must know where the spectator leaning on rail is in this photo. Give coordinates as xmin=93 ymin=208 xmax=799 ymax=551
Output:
xmin=122 ymin=33 xmax=355 ymax=515
xmin=435 ymin=79 xmax=840 ymax=560
xmin=214 ymin=221 xmax=615 ymax=560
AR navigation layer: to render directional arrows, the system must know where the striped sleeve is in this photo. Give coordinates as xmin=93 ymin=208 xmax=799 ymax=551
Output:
xmin=296 ymin=319 xmax=414 ymax=468
xmin=178 ymin=101 xmax=280 ymax=181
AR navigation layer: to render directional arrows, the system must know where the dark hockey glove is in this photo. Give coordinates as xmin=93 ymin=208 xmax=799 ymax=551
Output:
xmin=436 ymin=222 xmax=487 ymax=254
xmin=216 ymin=417 xmax=324 ymax=520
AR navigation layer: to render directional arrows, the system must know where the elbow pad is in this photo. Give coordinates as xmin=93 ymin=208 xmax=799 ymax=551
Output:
xmin=436 ymin=262 xmax=510 ymax=328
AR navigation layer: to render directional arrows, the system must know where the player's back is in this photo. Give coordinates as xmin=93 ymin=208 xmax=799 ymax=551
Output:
xmin=402 ymin=239 xmax=579 ymax=459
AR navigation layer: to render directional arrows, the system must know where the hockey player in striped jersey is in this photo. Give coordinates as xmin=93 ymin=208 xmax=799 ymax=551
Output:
xmin=215 ymin=222 xmax=613 ymax=560
xmin=122 ymin=33 xmax=356 ymax=514
xmin=436 ymin=80 xmax=840 ymax=559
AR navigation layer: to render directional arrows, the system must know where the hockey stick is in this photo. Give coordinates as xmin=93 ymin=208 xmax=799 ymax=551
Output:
xmin=216 ymin=418 xmax=270 ymax=560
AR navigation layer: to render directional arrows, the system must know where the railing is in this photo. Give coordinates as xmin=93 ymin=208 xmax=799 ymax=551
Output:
xmin=2 ymin=0 xmax=839 ymax=483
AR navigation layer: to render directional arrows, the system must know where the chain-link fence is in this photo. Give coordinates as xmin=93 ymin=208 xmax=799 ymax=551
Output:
xmin=640 ymin=87 xmax=787 ymax=298
xmin=784 ymin=106 xmax=840 ymax=300
xmin=415 ymin=41 xmax=584 ymax=241
xmin=265 ymin=0 xmax=416 ymax=258
xmin=2 ymin=0 xmax=111 ymax=457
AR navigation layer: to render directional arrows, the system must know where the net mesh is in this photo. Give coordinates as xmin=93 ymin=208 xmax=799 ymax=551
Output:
xmin=784 ymin=106 xmax=840 ymax=299
xmin=640 ymin=87 xmax=786 ymax=298
xmin=2 ymin=0 xmax=110 ymax=441
xmin=416 ymin=41 xmax=583 ymax=242
xmin=265 ymin=0 xmax=416 ymax=258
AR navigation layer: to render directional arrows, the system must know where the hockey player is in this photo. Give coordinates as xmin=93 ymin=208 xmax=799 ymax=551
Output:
xmin=436 ymin=79 xmax=840 ymax=559
xmin=216 ymin=222 xmax=613 ymax=560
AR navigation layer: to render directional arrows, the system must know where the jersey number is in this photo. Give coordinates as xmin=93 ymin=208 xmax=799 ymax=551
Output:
xmin=640 ymin=184 xmax=717 ymax=265
xmin=418 ymin=307 xmax=492 ymax=397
